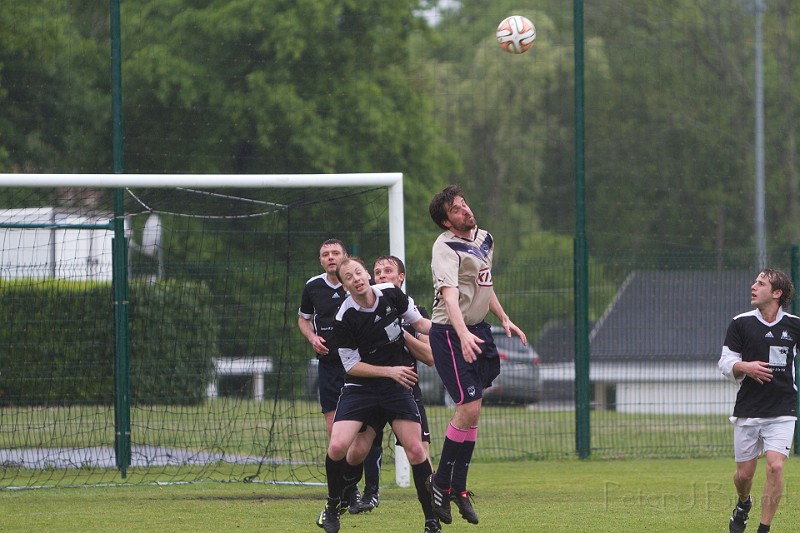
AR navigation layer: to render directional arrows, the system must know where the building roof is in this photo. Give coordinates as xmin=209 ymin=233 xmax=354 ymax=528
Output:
xmin=536 ymin=270 xmax=755 ymax=363
xmin=589 ymin=270 xmax=753 ymax=361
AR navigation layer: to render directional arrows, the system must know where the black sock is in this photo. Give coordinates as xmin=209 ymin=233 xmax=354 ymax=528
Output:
xmin=450 ymin=439 xmax=476 ymax=494
xmin=364 ymin=443 xmax=382 ymax=490
xmin=325 ymin=455 xmax=346 ymax=500
xmin=434 ymin=427 xmax=465 ymax=488
xmin=738 ymin=497 xmax=752 ymax=511
xmin=341 ymin=460 xmax=363 ymax=499
xmin=757 ymin=524 xmax=770 ymax=533
xmin=412 ymin=459 xmax=435 ymax=520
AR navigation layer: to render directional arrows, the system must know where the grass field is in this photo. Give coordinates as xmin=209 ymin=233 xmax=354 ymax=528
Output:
xmin=2 ymin=457 xmax=799 ymax=532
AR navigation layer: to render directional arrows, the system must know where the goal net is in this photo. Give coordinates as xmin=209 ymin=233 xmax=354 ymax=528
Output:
xmin=0 ymin=173 xmax=402 ymax=488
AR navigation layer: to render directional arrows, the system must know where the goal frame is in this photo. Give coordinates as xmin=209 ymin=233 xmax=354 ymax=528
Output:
xmin=0 ymin=172 xmax=411 ymax=486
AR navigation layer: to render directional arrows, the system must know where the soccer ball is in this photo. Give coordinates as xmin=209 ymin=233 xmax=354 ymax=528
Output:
xmin=496 ymin=15 xmax=536 ymax=54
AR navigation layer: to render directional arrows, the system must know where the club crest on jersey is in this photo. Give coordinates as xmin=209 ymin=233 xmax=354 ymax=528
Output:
xmin=477 ymin=267 xmax=493 ymax=287
xmin=781 ymin=330 xmax=793 ymax=342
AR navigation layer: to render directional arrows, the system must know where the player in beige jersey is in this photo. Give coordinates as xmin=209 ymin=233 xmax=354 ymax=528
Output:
xmin=424 ymin=185 xmax=526 ymax=526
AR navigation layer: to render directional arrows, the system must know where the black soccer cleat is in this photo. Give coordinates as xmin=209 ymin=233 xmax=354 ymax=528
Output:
xmin=356 ymin=486 xmax=379 ymax=513
xmin=316 ymin=498 xmax=341 ymax=533
xmin=426 ymin=473 xmax=452 ymax=524
xmin=340 ymin=485 xmax=362 ymax=515
xmin=452 ymin=490 xmax=479 ymax=524
xmin=729 ymin=496 xmax=751 ymax=533
xmin=424 ymin=518 xmax=442 ymax=532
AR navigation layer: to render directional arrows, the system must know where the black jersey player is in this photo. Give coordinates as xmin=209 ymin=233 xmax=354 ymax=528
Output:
xmin=299 ymin=239 xmax=378 ymax=514
xmin=719 ymin=268 xmax=800 ymax=533
xmin=315 ymin=257 xmax=440 ymax=533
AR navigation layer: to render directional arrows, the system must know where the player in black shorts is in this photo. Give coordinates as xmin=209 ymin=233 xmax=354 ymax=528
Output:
xmin=373 ymin=255 xmax=434 ymax=462
xmin=298 ymin=239 xmax=380 ymax=513
xmin=315 ymin=257 xmax=441 ymax=533
xmin=341 ymin=255 xmax=436 ymax=514
xmin=719 ymin=268 xmax=800 ymax=533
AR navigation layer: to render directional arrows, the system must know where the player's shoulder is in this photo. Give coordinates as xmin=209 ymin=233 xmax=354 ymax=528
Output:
xmin=432 ymin=231 xmax=453 ymax=248
xmin=373 ymin=282 xmax=407 ymax=302
xmin=304 ymin=273 xmax=344 ymax=291
xmin=304 ymin=273 xmax=328 ymax=286
xmin=373 ymin=281 xmax=397 ymax=293
xmin=335 ymin=295 xmax=359 ymax=321
xmin=779 ymin=309 xmax=800 ymax=324
xmin=732 ymin=309 xmax=758 ymax=321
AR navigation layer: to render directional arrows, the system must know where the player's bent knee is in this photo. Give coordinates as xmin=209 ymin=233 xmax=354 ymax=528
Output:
xmin=327 ymin=442 xmax=350 ymax=461
xmin=403 ymin=443 xmax=427 ymax=464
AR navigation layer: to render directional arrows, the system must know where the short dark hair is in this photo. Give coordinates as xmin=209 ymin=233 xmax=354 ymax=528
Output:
xmin=320 ymin=238 xmax=348 ymax=255
xmin=335 ymin=256 xmax=366 ymax=283
xmin=762 ymin=268 xmax=795 ymax=309
xmin=429 ymin=185 xmax=464 ymax=231
xmin=373 ymin=255 xmax=405 ymax=275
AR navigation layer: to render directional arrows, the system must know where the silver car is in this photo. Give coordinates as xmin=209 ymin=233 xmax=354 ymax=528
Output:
xmin=305 ymin=327 xmax=542 ymax=406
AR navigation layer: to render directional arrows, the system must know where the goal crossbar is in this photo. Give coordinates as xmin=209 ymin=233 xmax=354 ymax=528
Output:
xmin=0 ymin=173 xmax=405 ymax=263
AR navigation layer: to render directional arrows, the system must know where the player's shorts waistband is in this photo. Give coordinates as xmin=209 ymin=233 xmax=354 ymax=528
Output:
xmin=431 ymin=321 xmax=490 ymax=332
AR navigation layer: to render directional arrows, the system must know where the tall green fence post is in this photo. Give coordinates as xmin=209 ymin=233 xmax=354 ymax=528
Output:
xmin=110 ymin=0 xmax=130 ymax=477
xmin=792 ymin=245 xmax=799 ymax=455
xmin=573 ymin=0 xmax=591 ymax=459
xmin=112 ymin=215 xmax=131 ymax=476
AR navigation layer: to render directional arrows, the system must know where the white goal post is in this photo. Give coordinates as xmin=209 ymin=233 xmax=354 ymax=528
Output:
xmin=0 ymin=172 xmax=413 ymax=487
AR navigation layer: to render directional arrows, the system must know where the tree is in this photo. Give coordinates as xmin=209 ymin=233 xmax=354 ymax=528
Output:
xmin=0 ymin=2 xmax=110 ymax=173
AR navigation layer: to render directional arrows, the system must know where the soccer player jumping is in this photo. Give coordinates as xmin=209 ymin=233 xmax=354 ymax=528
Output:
xmin=425 ymin=185 xmax=527 ymax=525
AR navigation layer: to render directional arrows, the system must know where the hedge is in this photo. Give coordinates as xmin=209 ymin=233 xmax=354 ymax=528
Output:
xmin=0 ymin=279 xmax=219 ymax=405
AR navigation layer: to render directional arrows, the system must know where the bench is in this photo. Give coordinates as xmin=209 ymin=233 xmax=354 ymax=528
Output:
xmin=206 ymin=357 xmax=273 ymax=401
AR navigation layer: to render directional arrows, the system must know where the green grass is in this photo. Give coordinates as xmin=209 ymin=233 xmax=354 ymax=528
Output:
xmin=0 ymin=399 xmax=738 ymax=490
xmin=1 ymin=457 xmax=799 ymax=532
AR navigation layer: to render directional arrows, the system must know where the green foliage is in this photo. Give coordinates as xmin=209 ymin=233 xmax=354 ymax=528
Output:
xmin=491 ymin=231 xmax=617 ymax=340
xmin=0 ymin=280 xmax=218 ymax=406
xmin=0 ymin=2 xmax=110 ymax=173
xmin=128 ymin=281 xmax=218 ymax=404
xmin=423 ymin=0 xmax=800 ymax=261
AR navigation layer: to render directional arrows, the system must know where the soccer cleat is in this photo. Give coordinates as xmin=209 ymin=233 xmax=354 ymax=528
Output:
xmin=316 ymin=498 xmax=341 ymax=533
xmin=729 ymin=496 xmax=751 ymax=533
xmin=452 ymin=490 xmax=479 ymax=524
xmin=424 ymin=518 xmax=442 ymax=532
xmin=356 ymin=486 xmax=379 ymax=513
xmin=426 ymin=473 xmax=452 ymax=524
xmin=340 ymin=485 xmax=362 ymax=515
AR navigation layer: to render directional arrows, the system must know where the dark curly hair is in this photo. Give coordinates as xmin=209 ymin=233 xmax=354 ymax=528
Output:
xmin=429 ymin=185 xmax=464 ymax=231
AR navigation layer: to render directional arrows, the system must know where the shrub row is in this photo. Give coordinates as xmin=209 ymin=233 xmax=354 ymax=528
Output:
xmin=0 ymin=279 xmax=219 ymax=405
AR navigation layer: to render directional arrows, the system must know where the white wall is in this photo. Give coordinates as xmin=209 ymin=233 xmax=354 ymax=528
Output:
xmin=0 ymin=208 xmax=113 ymax=281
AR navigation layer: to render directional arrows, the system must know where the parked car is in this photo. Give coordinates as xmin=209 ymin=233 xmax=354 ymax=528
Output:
xmin=305 ymin=327 xmax=542 ymax=406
